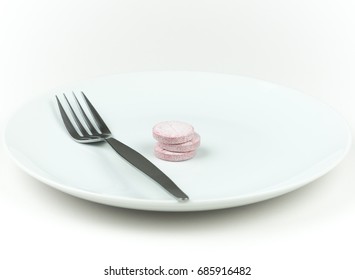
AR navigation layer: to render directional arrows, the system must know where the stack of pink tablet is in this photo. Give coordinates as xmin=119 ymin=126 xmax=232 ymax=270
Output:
xmin=153 ymin=121 xmax=201 ymax=161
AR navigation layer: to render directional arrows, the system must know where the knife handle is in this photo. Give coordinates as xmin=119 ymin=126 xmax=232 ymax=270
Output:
xmin=104 ymin=137 xmax=189 ymax=201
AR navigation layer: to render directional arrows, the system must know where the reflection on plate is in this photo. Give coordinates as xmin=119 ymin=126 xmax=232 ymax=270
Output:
xmin=4 ymin=72 xmax=351 ymax=211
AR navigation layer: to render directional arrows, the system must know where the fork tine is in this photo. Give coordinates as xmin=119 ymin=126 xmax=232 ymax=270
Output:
xmin=63 ymin=93 xmax=89 ymax=136
xmin=81 ymin=91 xmax=111 ymax=135
xmin=72 ymin=92 xmax=99 ymax=135
xmin=56 ymin=96 xmax=82 ymax=139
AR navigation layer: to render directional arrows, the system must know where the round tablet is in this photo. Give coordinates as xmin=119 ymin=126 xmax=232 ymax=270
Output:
xmin=153 ymin=121 xmax=194 ymax=144
xmin=154 ymin=144 xmax=196 ymax=162
xmin=157 ymin=133 xmax=200 ymax=152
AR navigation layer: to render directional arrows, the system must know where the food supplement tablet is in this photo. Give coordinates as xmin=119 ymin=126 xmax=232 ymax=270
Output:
xmin=154 ymin=144 xmax=196 ymax=162
xmin=157 ymin=133 xmax=200 ymax=152
xmin=153 ymin=121 xmax=194 ymax=144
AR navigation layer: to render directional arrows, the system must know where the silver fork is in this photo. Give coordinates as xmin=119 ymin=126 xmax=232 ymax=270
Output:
xmin=56 ymin=92 xmax=189 ymax=201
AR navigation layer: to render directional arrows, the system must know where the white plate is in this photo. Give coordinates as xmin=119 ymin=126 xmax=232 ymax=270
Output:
xmin=4 ymin=72 xmax=351 ymax=211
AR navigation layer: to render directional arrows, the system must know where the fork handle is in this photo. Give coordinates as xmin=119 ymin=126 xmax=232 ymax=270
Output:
xmin=105 ymin=137 xmax=189 ymax=201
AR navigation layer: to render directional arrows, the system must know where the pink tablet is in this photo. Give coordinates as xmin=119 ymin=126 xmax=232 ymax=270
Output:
xmin=153 ymin=121 xmax=194 ymax=144
xmin=154 ymin=145 xmax=196 ymax=162
xmin=157 ymin=133 xmax=200 ymax=152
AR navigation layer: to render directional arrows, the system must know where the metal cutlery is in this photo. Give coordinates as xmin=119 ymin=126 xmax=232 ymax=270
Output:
xmin=56 ymin=92 xmax=189 ymax=201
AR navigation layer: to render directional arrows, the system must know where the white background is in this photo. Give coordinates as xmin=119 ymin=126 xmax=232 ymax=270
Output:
xmin=1 ymin=0 xmax=355 ymax=279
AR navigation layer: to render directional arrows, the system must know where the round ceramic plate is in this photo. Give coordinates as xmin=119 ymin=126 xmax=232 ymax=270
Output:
xmin=4 ymin=72 xmax=351 ymax=211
